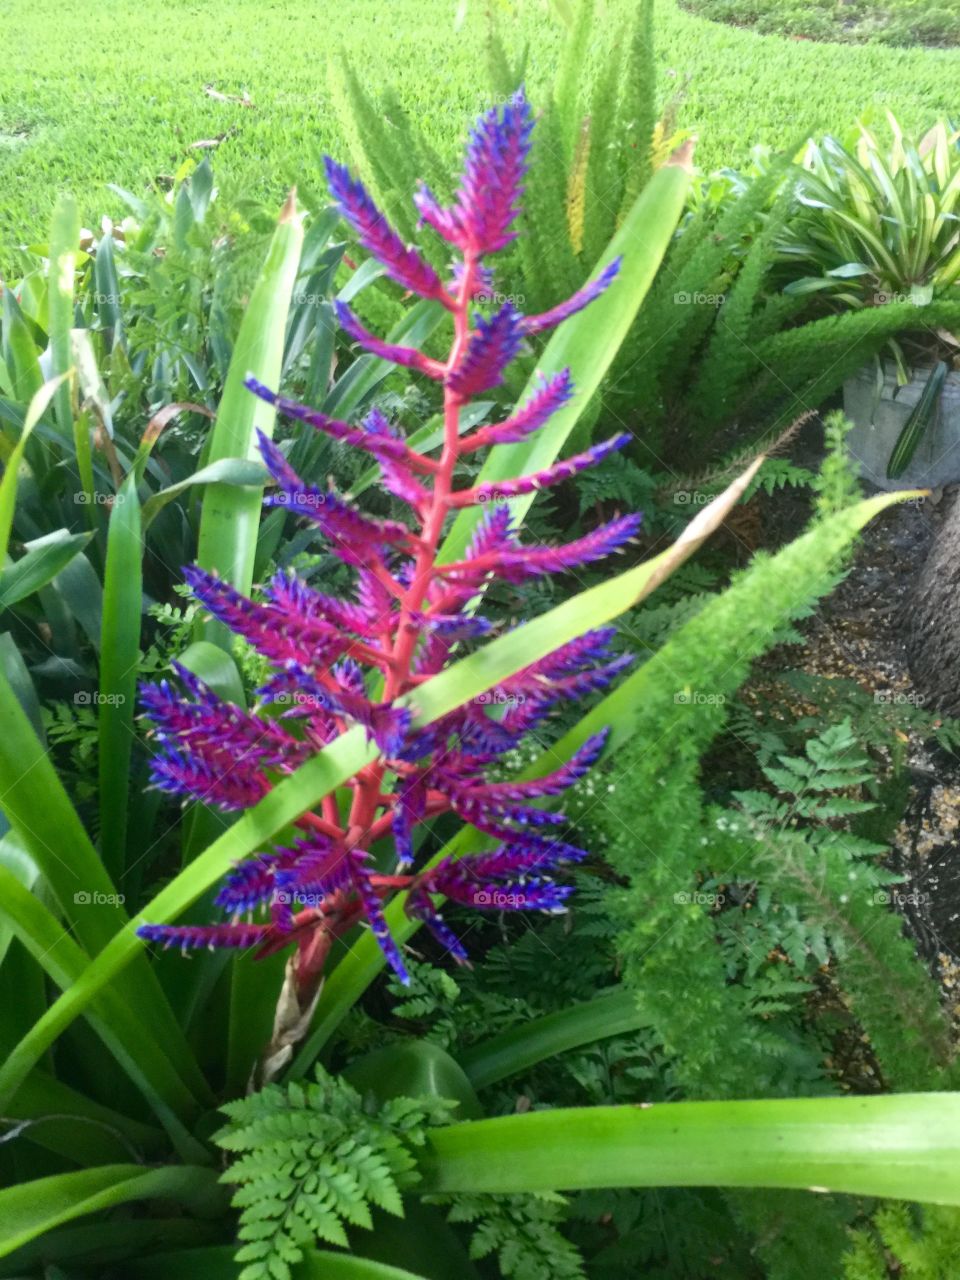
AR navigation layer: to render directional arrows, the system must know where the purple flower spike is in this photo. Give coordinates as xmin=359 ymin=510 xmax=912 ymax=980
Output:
xmin=334 ymin=301 xmax=444 ymax=378
xmin=522 ymin=258 xmax=622 ymax=335
xmin=454 ymin=89 xmax=534 ymax=254
xmin=462 ymin=370 xmax=574 ymax=452
xmin=324 ymin=157 xmax=449 ymax=303
xmin=257 ymin=430 xmax=413 ymax=565
xmin=446 ymin=303 xmax=525 ymax=399
xmin=451 ymin=434 xmax=631 ymax=507
xmin=140 ymin=92 xmax=639 ymax=997
xmin=245 ymin=377 xmax=410 ymax=463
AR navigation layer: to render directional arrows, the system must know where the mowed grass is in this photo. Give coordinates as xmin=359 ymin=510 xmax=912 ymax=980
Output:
xmin=680 ymin=0 xmax=960 ymax=47
xmin=1 ymin=0 xmax=959 ymax=270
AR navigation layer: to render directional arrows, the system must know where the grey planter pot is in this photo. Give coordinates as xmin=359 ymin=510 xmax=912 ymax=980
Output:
xmin=843 ymin=362 xmax=960 ymax=490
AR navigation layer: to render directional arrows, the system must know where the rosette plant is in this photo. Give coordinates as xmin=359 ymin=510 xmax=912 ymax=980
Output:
xmin=0 ymin=91 xmax=958 ymax=1280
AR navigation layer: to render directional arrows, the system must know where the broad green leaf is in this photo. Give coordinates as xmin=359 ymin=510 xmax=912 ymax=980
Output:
xmin=345 ymin=1039 xmax=482 ymax=1119
xmin=459 ymin=987 xmax=651 ymax=1089
xmin=98 ymin=474 xmax=142 ymax=881
xmin=47 ymin=196 xmax=80 ymax=439
xmin=0 ymin=530 xmax=93 ymax=610
xmin=417 ymin=1093 xmax=960 ymax=1205
xmin=0 ymin=830 xmax=38 ymax=969
xmin=127 ymin=1245 xmax=432 ymax=1280
xmin=141 ymin=458 xmax=267 ymax=531
xmin=0 ymin=668 xmax=211 ymax=1105
xmin=439 ymin=145 xmax=692 ymax=564
xmin=1 ymin=290 xmax=42 ymax=407
xmin=194 ymin=191 xmax=303 ymax=646
xmin=0 ymin=374 xmax=70 ymax=564
xmin=0 ymin=866 xmax=208 ymax=1155
xmin=92 ymin=231 xmax=123 ymax=350
xmin=7 ymin=1068 xmax=162 ymax=1165
xmin=0 ymin=1164 xmax=224 ymax=1260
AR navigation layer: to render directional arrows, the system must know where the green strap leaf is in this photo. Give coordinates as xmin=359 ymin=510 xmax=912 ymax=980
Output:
xmin=0 ymin=666 xmax=211 ymax=1105
xmin=127 ymin=1245 xmax=432 ymax=1280
xmin=98 ymin=473 xmax=143 ymax=882
xmin=458 ymin=987 xmax=651 ymax=1090
xmin=140 ymin=458 xmax=268 ymax=532
xmin=0 ymin=530 xmax=93 ymax=609
xmin=0 ymin=866 xmax=208 ymax=1155
xmin=47 ymin=195 xmax=80 ymax=439
xmin=194 ymin=191 xmax=304 ymax=646
xmin=416 ymin=1094 xmax=960 ymax=1205
xmin=0 ymin=373 xmax=70 ymax=565
xmin=0 ymin=1164 xmax=225 ymax=1260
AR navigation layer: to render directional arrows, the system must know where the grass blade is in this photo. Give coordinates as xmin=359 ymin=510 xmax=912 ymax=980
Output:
xmin=98 ymin=474 xmax=142 ymax=882
xmin=194 ymin=192 xmax=303 ymax=646
xmin=47 ymin=196 xmax=80 ymax=440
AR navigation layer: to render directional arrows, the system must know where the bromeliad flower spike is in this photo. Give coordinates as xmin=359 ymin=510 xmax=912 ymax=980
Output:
xmin=138 ymin=90 xmax=638 ymax=994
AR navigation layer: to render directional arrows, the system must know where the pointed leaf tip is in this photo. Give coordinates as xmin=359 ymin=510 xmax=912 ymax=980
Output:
xmin=667 ymin=139 xmax=696 ymax=172
xmin=280 ymin=188 xmax=300 ymax=224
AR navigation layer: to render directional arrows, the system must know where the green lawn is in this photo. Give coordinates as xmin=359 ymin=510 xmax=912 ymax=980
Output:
xmin=680 ymin=0 xmax=960 ymax=46
xmin=1 ymin=0 xmax=959 ymax=269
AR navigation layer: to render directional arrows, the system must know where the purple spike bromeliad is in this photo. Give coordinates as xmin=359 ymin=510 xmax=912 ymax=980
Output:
xmin=138 ymin=89 xmax=637 ymax=994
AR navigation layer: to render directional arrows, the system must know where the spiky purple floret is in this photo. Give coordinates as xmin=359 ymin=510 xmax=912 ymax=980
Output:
xmin=355 ymin=865 xmax=409 ymax=984
xmin=183 ymin=566 xmax=345 ymax=667
xmin=463 ymin=370 xmax=574 ymax=450
xmin=521 ymin=258 xmax=622 ymax=335
xmin=452 ymin=730 xmax=608 ymax=803
xmin=137 ymin=922 xmax=272 ymax=951
xmin=334 ymin=301 xmax=442 ymax=377
xmin=452 ymin=435 xmax=631 ymax=507
xmin=483 ymin=513 xmax=643 ymax=583
xmin=258 ymin=431 xmax=412 ymax=564
xmin=259 ymin=664 xmax=411 ymax=755
xmin=149 ymin=744 xmax=268 ymax=811
xmin=323 ymin=157 xmax=447 ymax=301
xmin=430 ymin=90 xmax=533 ymax=255
xmin=244 ymin=377 xmax=409 ymax=462
xmin=141 ymin=664 xmax=305 ymax=771
xmin=422 ymin=855 xmax=573 ymax=912
xmin=409 ymin=610 xmax=494 ymax=639
xmin=405 ymin=888 xmax=470 ymax=963
xmin=446 ymin=303 xmax=525 ymax=399
xmin=267 ymin=571 xmax=384 ymax=640
xmin=273 ymin=837 xmax=355 ymax=902
xmin=215 ymin=856 xmax=280 ymax=914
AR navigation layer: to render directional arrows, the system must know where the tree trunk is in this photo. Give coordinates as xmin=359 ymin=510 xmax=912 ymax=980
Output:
xmin=909 ymin=490 xmax=960 ymax=715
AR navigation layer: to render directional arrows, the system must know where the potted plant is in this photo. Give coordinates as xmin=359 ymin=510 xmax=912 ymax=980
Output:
xmin=777 ymin=117 xmax=960 ymax=489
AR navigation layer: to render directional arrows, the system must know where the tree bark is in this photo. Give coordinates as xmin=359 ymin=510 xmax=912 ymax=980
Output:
xmin=909 ymin=490 xmax=960 ymax=715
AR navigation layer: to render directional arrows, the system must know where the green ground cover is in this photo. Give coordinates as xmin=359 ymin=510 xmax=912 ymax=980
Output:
xmin=680 ymin=0 xmax=960 ymax=47
xmin=1 ymin=0 xmax=958 ymax=271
